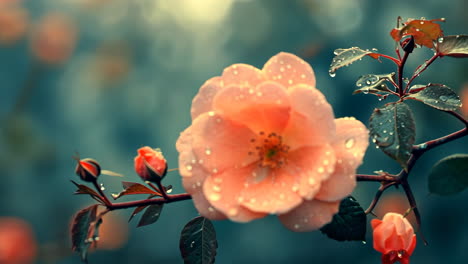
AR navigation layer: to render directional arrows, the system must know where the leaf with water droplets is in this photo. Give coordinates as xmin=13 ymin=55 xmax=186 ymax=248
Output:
xmin=71 ymin=204 xmax=100 ymax=262
xmin=329 ymin=47 xmax=380 ymax=76
xmin=405 ymin=83 xmax=461 ymax=111
xmin=320 ymin=196 xmax=366 ymax=242
xmin=437 ymin=35 xmax=468 ymax=58
xmin=369 ymin=102 xmax=415 ymax=169
xmin=179 ymin=216 xmax=217 ymax=264
xmin=428 ymin=154 xmax=468 ymax=196
xmin=71 ymin=180 xmax=106 ymax=204
xmin=137 ymin=204 xmax=164 ymax=227
xmin=353 ymin=73 xmax=395 ymax=95
xmin=128 ymin=205 xmax=149 ymax=223
xmin=390 ymin=17 xmax=445 ymax=48
xmin=112 ymin=181 xmax=161 ymax=200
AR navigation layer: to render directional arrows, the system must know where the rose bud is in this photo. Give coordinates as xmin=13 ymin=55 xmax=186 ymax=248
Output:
xmin=75 ymin=158 xmax=101 ymax=182
xmin=134 ymin=146 xmax=167 ymax=182
xmin=371 ymin=212 xmax=417 ymax=264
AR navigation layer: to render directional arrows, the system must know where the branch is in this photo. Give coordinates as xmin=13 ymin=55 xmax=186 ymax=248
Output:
xmin=108 ymin=193 xmax=192 ymax=210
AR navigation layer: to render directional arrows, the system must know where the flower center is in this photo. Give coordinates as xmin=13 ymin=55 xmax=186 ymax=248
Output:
xmin=249 ymin=131 xmax=290 ymax=169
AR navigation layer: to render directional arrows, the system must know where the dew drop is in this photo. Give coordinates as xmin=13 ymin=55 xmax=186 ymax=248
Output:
xmin=279 ymin=193 xmax=285 ymax=200
xmin=209 ymin=193 xmax=221 ymax=201
xmin=186 ymin=164 xmax=193 ymax=171
xmin=208 ymin=111 xmax=215 ymax=117
xmin=208 ymin=207 xmax=215 ymax=212
xmin=250 ymin=198 xmax=256 ymax=203
xmin=300 ymin=74 xmax=306 ymax=79
xmin=205 ymin=148 xmax=212 ymax=155
xmin=196 ymin=181 xmax=202 ymax=187
xmin=294 ymin=224 xmax=300 ymax=229
xmin=317 ymin=167 xmax=324 ymax=173
xmin=308 ymin=177 xmax=316 ymax=185
xmin=212 ymin=168 xmax=218 ymax=173
xmin=439 ymin=95 xmax=448 ymax=102
xmin=280 ymin=67 xmax=285 ymax=72
xmin=213 ymin=185 xmax=221 ymax=192
xmin=100 ymin=183 xmax=105 ymax=191
xmin=214 ymin=177 xmax=223 ymax=183
xmin=292 ymin=185 xmax=299 ymax=192
xmin=345 ymin=138 xmax=355 ymax=149
xmin=257 ymin=91 xmax=263 ymax=96
xmin=190 ymin=241 xmax=195 ymax=248
xmin=438 ymin=37 xmax=444 ymax=43
xmin=288 ymin=79 xmax=293 ymax=85
xmin=362 ymin=241 xmax=367 ymax=245
xmin=228 ymin=208 xmax=238 ymax=216
xmin=248 ymin=88 xmax=254 ymax=94
xmin=329 ymin=70 xmax=336 ymax=77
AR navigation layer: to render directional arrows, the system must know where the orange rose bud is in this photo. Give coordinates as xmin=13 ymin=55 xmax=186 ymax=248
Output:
xmin=75 ymin=158 xmax=101 ymax=182
xmin=134 ymin=146 xmax=167 ymax=182
xmin=371 ymin=213 xmax=417 ymax=264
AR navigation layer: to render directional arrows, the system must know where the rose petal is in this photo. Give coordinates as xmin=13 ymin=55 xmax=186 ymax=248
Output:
xmin=190 ymin=112 xmax=258 ymax=173
xmin=373 ymin=221 xmax=395 ymax=253
xmin=191 ymin=77 xmax=223 ymax=120
xmin=278 ymin=199 xmax=340 ymax=232
xmin=315 ymin=117 xmax=369 ymax=202
xmin=263 ymin=52 xmax=316 ymax=88
xmin=203 ymin=165 xmax=268 ymax=222
xmin=190 ymin=191 xmax=227 ymax=220
xmin=407 ymin=235 xmax=416 ymax=255
xmin=282 ymin=84 xmax=335 ymax=150
xmin=221 ymin=63 xmax=266 ymax=87
xmin=240 ymin=166 xmax=302 ymax=214
xmin=212 ymin=81 xmax=291 ymax=133
xmin=285 ymin=145 xmax=336 ymax=200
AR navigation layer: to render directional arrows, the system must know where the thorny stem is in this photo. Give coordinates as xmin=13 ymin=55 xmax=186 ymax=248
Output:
xmin=397 ymin=51 xmax=410 ymax=96
xmin=357 ymin=112 xmax=467 ymax=243
xmin=107 ymin=193 xmax=192 ymax=210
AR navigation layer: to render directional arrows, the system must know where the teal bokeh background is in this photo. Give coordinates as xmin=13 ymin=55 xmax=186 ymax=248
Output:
xmin=1 ymin=0 xmax=467 ymax=263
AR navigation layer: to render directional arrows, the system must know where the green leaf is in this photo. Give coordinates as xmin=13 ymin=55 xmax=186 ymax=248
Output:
xmin=320 ymin=196 xmax=366 ymax=241
xmin=329 ymin=47 xmax=380 ymax=77
xmin=128 ymin=205 xmax=149 ymax=222
xmin=111 ymin=181 xmax=161 ymax=200
xmin=369 ymin=102 xmax=416 ymax=169
xmin=71 ymin=180 xmax=105 ymax=204
xmin=179 ymin=216 xmax=217 ymax=264
xmin=437 ymin=35 xmax=468 ymax=58
xmin=405 ymin=83 xmax=461 ymax=111
xmin=428 ymin=154 xmax=468 ymax=195
xmin=137 ymin=204 xmax=164 ymax=227
xmin=71 ymin=204 xmax=99 ymax=262
xmin=353 ymin=73 xmax=395 ymax=95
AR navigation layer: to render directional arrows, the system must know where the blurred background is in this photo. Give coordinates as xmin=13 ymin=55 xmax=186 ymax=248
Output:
xmin=1 ymin=0 xmax=467 ymax=263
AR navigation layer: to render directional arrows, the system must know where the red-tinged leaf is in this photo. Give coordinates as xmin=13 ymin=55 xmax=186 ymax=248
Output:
xmin=111 ymin=182 xmax=161 ymax=200
xmin=137 ymin=204 xmax=163 ymax=227
xmin=128 ymin=205 xmax=149 ymax=223
xmin=71 ymin=204 xmax=99 ymax=262
xmin=71 ymin=180 xmax=105 ymax=204
xmin=329 ymin=47 xmax=381 ymax=77
xmin=179 ymin=216 xmax=217 ymax=264
xmin=436 ymin=35 xmax=468 ymax=58
xmin=390 ymin=17 xmax=445 ymax=48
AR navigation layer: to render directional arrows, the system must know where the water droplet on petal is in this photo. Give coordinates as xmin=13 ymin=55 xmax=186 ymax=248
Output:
xmin=308 ymin=177 xmax=316 ymax=185
xmin=317 ymin=167 xmax=324 ymax=173
xmin=208 ymin=111 xmax=215 ymax=117
xmin=294 ymin=224 xmax=300 ymax=229
xmin=279 ymin=193 xmax=285 ymax=200
xmin=205 ymin=148 xmax=212 ymax=155
xmin=186 ymin=165 xmax=193 ymax=171
xmin=208 ymin=207 xmax=215 ymax=212
xmin=212 ymin=168 xmax=218 ymax=173
xmin=228 ymin=208 xmax=238 ymax=216
xmin=209 ymin=193 xmax=221 ymax=201
xmin=345 ymin=138 xmax=355 ymax=149
xmin=213 ymin=185 xmax=221 ymax=192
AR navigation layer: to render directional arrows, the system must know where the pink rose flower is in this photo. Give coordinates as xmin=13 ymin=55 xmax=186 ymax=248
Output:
xmin=176 ymin=52 xmax=369 ymax=231
xmin=371 ymin=212 xmax=417 ymax=264
xmin=134 ymin=146 xmax=167 ymax=182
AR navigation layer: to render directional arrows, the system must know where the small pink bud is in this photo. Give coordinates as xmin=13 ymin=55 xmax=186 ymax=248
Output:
xmin=75 ymin=158 xmax=101 ymax=182
xmin=134 ymin=146 xmax=167 ymax=182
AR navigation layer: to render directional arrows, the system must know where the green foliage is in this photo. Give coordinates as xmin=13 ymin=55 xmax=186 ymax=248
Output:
xmin=137 ymin=204 xmax=164 ymax=227
xmin=369 ymin=102 xmax=416 ymax=169
xmin=179 ymin=217 xmax=217 ymax=264
xmin=353 ymin=73 xmax=395 ymax=95
xmin=320 ymin=196 xmax=366 ymax=242
xmin=329 ymin=47 xmax=380 ymax=77
xmin=428 ymin=154 xmax=468 ymax=195
xmin=437 ymin=35 xmax=468 ymax=58
xmin=71 ymin=204 xmax=101 ymax=263
xmin=405 ymin=84 xmax=461 ymax=111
